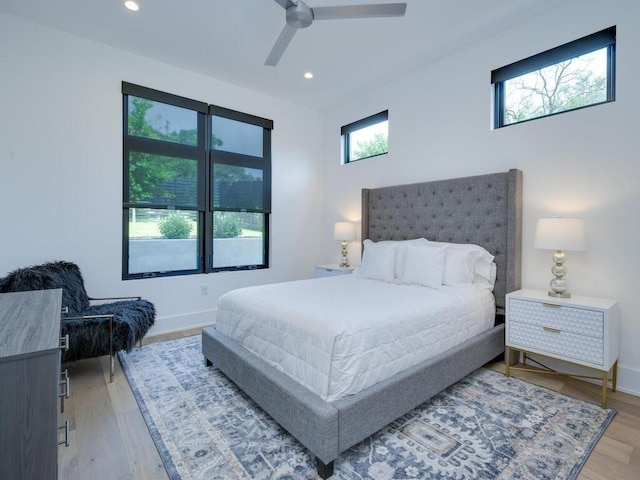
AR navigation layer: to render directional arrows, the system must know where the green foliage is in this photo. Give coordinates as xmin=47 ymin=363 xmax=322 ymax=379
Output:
xmin=128 ymin=97 xmax=198 ymax=144
xmin=127 ymin=97 xmax=222 ymax=203
xmin=158 ymin=213 xmax=193 ymax=239
xmin=504 ymin=57 xmax=607 ymax=125
xmin=213 ymin=212 xmax=243 ymax=238
xmin=353 ymin=133 xmax=388 ymax=160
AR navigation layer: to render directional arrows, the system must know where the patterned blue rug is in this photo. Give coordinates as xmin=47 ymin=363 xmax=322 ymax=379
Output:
xmin=119 ymin=335 xmax=615 ymax=479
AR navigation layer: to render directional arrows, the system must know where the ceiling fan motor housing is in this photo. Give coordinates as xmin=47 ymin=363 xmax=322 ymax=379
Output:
xmin=286 ymin=2 xmax=314 ymax=28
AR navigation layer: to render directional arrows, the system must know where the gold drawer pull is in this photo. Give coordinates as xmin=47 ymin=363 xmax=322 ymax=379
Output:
xmin=543 ymin=326 xmax=561 ymax=334
xmin=542 ymin=303 xmax=561 ymax=308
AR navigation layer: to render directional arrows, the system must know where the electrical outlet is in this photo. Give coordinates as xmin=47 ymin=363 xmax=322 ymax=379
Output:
xmin=200 ymin=284 xmax=208 ymax=296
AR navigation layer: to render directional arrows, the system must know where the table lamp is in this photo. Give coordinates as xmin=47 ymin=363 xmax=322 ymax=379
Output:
xmin=333 ymin=222 xmax=356 ymax=268
xmin=534 ymin=217 xmax=586 ymax=298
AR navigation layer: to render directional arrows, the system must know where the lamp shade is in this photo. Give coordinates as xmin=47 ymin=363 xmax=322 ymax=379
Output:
xmin=534 ymin=218 xmax=586 ymax=251
xmin=333 ymin=222 xmax=356 ymax=241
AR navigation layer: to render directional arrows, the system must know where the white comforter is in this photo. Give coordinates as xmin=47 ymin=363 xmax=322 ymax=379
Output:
xmin=216 ymin=275 xmax=495 ymax=402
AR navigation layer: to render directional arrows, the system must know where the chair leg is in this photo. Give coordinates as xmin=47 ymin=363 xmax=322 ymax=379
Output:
xmin=110 ymin=354 xmax=114 ymax=383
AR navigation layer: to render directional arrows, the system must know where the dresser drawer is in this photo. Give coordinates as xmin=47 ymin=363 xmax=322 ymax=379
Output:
xmin=509 ymin=298 xmax=603 ymax=338
xmin=508 ymin=320 xmax=604 ymax=365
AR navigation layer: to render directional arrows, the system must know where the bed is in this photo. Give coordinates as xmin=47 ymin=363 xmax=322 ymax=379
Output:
xmin=202 ymin=169 xmax=522 ymax=478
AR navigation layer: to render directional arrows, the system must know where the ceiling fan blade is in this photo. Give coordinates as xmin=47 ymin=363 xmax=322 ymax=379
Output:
xmin=265 ymin=24 xmax=298 ymax=66
xmin=312 ymin=3 xmax=406 ymax=21
xmin=273 ymin=0 xmax=296 ymax=10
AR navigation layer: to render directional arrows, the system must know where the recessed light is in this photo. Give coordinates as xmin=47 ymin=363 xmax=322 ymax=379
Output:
xmin=304 ymin=72 xmax=314 ymax=79
xmin=124 ymin=1 xmax=140 ymax=11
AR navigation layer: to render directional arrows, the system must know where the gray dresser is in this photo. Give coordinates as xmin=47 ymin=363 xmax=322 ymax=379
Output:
xmin=0 ymin=289 xmax=65 ymax=480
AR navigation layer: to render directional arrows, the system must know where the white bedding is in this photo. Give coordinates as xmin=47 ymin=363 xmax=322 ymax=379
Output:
xmin=216 ymin=275 xmax=495 ymax=402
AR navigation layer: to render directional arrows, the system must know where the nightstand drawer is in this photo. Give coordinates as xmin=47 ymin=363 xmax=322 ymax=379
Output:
xmin=508 ymin=320 xmax=604 ymax=365
xmin=509 ymin=298 xmax=603 ymax=338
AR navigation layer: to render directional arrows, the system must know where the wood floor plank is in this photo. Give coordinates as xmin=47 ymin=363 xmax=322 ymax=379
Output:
xmin=604 ymin=411 xmax=640 ymax=448
xmin=59 ymin=334 xmax=640 ymax=480
xmin=104 ymin=354 xmax=169 ymax=479
xmin=71 ymin=359 xmax=133 ymax=480
xmin=115 ymin=408 xmax=169 ymax=480
xmin=58 ymin=428 xmax=78 ymax=480
xmin=593 ymin=435 xmax=633 ymax=464
xmin=630 ymin=446 xmax=640 ymax=468
xmin=580 ymin=450 xmax=640 ymax=480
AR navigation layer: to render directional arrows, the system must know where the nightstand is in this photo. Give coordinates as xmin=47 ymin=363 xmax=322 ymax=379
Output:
xmin=315 ymin=264 xmax=355 ymax=278
xmin=505 ymin=288 xmax=619 ymax=408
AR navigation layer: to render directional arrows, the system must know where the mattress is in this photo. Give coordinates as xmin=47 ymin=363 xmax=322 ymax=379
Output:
xmin=216 ymin=275 xmax=495 ymax=402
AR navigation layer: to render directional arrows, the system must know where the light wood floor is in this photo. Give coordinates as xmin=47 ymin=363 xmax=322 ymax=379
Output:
xmin=59 ymin=329 xmax=640 ymax=480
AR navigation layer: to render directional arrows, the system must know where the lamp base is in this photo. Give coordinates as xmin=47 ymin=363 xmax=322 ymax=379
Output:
xmin=548 ymin=291 xmax=571 ymax=298
xmin=547 ymin=249 xmax=571 ymax=298
xmin=339 ymin=240 xmax=350 ymax=268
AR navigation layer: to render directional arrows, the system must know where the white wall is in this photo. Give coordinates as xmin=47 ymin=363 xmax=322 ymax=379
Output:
xmin=0 ymin=13 xmax=325 ymax=334
xmin=320 ymin=0 xmax=640 ymax=395
xmin=2 ymin=1 xmax=638 ymax=396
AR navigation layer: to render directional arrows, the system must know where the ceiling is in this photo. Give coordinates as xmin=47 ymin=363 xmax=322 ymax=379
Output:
xmin=0 ymin=0 xmax=568 ymax=111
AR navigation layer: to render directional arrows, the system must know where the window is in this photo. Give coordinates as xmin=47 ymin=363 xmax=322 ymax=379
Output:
xmin=492 ymin=26 xmax=615 ymax=128
xmin=209 ymin=106 xmax=271 ymax=270
xmin=122 ymin=83 xmax=273 ymax=279
xmin=341 ymin=110 xmax=388 ymax=163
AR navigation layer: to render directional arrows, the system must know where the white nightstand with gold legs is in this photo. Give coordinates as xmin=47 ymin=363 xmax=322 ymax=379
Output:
xmin=505 ymin=289 xmax=619 ymax=408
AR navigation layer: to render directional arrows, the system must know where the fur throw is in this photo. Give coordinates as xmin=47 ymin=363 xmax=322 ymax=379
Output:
xmin=0 ymin=261 xmax=155 ymax=362
xmin=0 ymin=260 xmax=91 ymax=315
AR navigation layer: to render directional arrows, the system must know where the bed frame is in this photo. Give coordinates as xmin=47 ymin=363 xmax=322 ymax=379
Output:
xmin=202 ymin=169 xmax=522 ymax=478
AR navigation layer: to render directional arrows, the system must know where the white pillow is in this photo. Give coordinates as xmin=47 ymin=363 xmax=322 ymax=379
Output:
xmin=354 ymin=238 xmax=429 ymax=280
xmin=474 ymin=262 xmax=497 ymax=290
xmin=442 ymin=247 xmax=476 ymax=286
xmin=394 ymin=238 xmax=429 ymax=279
xmin=400 ymin=244 xmax=446 ymax=288
xmin=353 ymin=239 xmax=397 ymax=282
xmin=428 ymin=240 xmax=495 ymax=288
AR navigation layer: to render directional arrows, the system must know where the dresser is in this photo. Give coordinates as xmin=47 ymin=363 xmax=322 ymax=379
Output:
xmin=505 ymin=288 xmax=619 ymax=408
xmin=0 ymin=289 xmax=67 ymax=479
xmin=315 ymin=264 xmax=355 ymax=278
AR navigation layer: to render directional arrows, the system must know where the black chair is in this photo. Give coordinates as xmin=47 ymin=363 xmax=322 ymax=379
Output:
xmin=0 ymin=260 xmax=155 ymax=381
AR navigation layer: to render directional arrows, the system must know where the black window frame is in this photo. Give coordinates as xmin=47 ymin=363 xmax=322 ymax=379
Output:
xmin=341 ymin=110 xmax=389 ymax=164
xmin=122 ymin=82 xmax=273 ymax=280
xmin=208 ymin=105 xmax=273 ymax=272
xmin=492 ymin=26 xmax=616 ymax=128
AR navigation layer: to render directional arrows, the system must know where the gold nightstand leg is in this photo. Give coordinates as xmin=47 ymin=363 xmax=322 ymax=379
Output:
xmin=612 ymin=361 xmax=618 ymax=392
xmin=505 ymin=347 xmax=511 ymax=376
xmin=601 ymin=371 xmax=608 ymax=409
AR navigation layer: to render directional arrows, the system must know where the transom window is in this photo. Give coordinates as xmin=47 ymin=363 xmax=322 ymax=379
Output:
xmin=492 ymin=26 xmax=615 ymax=128
xmin=341 ymin=110 xmax=388 ymax=163
xmin=122 ymin=83 xmax=273 ymax=279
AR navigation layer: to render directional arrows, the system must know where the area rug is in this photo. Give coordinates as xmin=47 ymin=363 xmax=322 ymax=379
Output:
xmin=119 ymin=335 xmax=615 ymax=479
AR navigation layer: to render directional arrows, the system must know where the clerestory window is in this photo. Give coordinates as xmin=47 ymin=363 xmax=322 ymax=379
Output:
xmin=341 ymin=110 xmax=389 ymax=163
xmin=492 ymin=26 xmax=615 ymax=128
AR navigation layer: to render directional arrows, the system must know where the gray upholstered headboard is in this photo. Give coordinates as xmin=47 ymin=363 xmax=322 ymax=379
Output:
xmin=361 ymin=169 xmax=522 ymax=314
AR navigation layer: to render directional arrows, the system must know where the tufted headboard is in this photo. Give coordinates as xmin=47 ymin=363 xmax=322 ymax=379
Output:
xmin=361 ymin=169 xmax=522 ymax=314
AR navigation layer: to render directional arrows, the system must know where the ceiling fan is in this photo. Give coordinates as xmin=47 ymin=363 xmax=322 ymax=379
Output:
xmin=265 ymin=0 xmax=407 ymax=66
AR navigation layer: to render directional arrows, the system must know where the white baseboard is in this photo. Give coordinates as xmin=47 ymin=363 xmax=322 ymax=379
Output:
xmin=617 ymin=364 xmax=640 ymax=397
xmin=146 ymin=309 xmax=216 ymax=337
